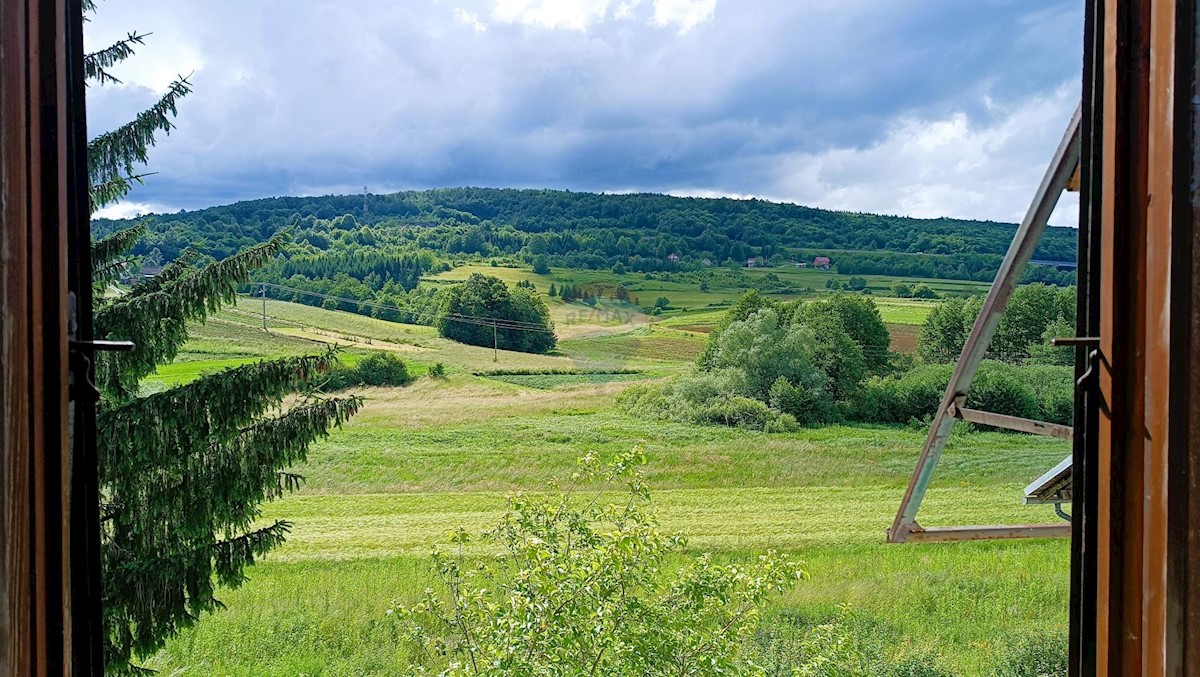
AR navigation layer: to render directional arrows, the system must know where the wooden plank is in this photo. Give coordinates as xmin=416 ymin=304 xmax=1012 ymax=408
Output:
xmin=947 ymin=403 xmax=1074 ymax=440
xmin=1 ymin=0 xmax=89 ymax=672
xmin=902 ymin=523 xmax=1072 ymax=543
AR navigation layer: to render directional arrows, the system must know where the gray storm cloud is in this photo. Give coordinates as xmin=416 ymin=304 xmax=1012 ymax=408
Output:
xmin=86 ymin=0 xmax=1082 ymax=224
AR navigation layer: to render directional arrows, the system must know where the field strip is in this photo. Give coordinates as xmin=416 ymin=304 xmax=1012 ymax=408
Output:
xmin=258 ymin=484 xmax=1063 ymax=561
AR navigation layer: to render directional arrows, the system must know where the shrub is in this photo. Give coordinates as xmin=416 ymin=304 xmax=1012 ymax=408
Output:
xmin=618 ymin=372 xmax=800 ymax=432
xmin=427 ymin=362 xmax=447 ymax=379
xmin=1022 ymin=365 xmax=1074 ymax=425
xmin=324 ymin=352 xmax=413 ymax=390
xmin=855 ymin=364 xmax=953 ymax=424
xmin=753 ymin=609 xmax=954 ymax=677
xmin=966 ymin=365 xmax=1039 ymax=420
xmin=853 ymin=361 xmax=1072 ymax=427
xmin=391 ymin=448 xmax=806 ymax=676
xmin=992 ymin=632 xmax=1068 ymax=677
xmin=769 ymin=375 xmax=833 ymax=426
xmin=911 ymin=284 xmax=939 ymax=299
xmin=697 ymin=395 xmax=798 ymax=431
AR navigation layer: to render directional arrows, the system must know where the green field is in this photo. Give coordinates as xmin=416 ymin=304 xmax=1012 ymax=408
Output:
xmin=143 ymin=297 xmax=1069 ymax=675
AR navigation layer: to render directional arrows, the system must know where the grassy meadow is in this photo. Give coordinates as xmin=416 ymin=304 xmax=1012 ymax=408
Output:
xmin=144 ymin=275 xmax=1070 ymax=676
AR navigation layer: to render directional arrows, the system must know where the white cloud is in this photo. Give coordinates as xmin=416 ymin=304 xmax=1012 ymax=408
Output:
xmin=488 ymin=0 xmax=614 ymax=31
xmin=769 ymin=87 xmax=1081 ymax=226
xmin=93 ymin=201 xmax=161 ymax=220
xmin=483 ymin=0 xmax=714 ymax=32
xmin=651 ymin=0 xmax=716 ymax=33
xmin=455 ymin=7 xmax=489 ymax=32
xmin=81 ymin=0 xmax=1084 ymax=221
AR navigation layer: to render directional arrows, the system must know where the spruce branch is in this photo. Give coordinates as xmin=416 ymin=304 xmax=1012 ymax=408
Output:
xmin=88 ymin=76 xmax=193 ymax=211
xmin=84 ymin=31 xmax=149 ymax=86
xmin=97 ymin=349 xmax=342 ymax=468
xmin=124 ymin=248 xmax=201 ymax=299
xmin=92 ymin=223 xmax=147 ymax=270
xmin=89 ymin=171 xmax=158 ymax=212
xmin=94 ymin=233 xmax=289 ymax=397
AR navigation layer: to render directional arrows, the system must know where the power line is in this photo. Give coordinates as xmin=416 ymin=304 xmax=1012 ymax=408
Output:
xmin=242 ymin=282 xmax=556 ymax=335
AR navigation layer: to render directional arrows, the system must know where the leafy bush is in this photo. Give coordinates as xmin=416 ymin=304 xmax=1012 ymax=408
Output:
xmin=697 ymin=395 xmax=798 ymax=431
xmin=769 ymin=376 xmax=833 ymax=426
xmin=427 ymin=362 xmax=447 ymax=379
xmin=911 ymin=284 xmax=939 ymax=299
xmin=992 ymin=632 xmax=1068 ymax=677
xmin=1023 ymin=365 xmax=1074 ymax=424
xmin=391 ymin=448 xmax=805 ymax=675
xmin=708 ymin=309 xmax=825 ymax=401
xmin=967 ymin=365 xmax=1039 ymax=420
xmin=324 ymin=352 xmax=413 ymax=390
xmin=753 ymin=608 xmax=954 ymax=677
xmin=855 ymin=364 xmax=953 ymax=425
xmin=855 ymin=362 xmax=1073 ymax=426
xmin=617 ymin=372 xmax=800 ymax=432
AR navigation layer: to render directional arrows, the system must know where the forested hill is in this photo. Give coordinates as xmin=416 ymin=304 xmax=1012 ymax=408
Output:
xmin=92 ymin=187 xmax=1077 ymax=283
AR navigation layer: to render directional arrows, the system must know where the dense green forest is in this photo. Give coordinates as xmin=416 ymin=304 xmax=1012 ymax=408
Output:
xmin=94 ymin=187 xmax=1078 ymax=284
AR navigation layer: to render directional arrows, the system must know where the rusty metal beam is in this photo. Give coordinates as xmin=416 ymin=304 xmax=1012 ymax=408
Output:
xmin=888 ymin=107 xmax=1082 ymax=545
xmin=901 ymin=523 xmax=1072 ymax=544
xmin=947 ymin=402 xmax=1074 ymax=440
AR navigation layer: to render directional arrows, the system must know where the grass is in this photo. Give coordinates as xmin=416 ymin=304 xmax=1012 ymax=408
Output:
xmin=429 ymin=263 xmax=986 ymax=318
xmin=482 ymin=371 xmax=649 ymax=389
xmin=143 ymin=292 xmax=1069 ymax=675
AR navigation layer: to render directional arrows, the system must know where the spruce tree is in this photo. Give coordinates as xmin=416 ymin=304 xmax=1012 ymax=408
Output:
xmin=85 ymin=6 xmax=360 ymax=672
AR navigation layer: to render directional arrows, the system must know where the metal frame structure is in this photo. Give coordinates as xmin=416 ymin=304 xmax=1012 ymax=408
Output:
xmin=887 ymin=106 xmax=1082 ymax=544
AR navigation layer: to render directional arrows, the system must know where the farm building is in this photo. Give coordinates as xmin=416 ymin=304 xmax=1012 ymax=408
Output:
xmin=813 ymin=256 xmax=832 ymax=269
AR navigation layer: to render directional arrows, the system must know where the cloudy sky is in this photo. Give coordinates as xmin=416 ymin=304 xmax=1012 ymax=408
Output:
xmin=86 ymin=0 xmax=1083 ymax=225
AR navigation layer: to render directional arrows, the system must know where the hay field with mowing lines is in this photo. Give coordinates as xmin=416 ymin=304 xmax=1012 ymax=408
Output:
xmin=144 ymin=294 xmax=1068 ymax=676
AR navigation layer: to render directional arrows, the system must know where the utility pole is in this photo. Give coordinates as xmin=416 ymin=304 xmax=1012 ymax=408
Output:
xmin=261 ymin=283 xmax=267 ymax=331
xmin=363 ymin=185 xmax=370 ymax=221
xmin=493 ymin=320 xmax=498 ymax=362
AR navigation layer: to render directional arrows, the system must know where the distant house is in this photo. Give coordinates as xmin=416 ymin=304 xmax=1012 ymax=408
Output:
xmin=813 ymin=256 xmax=832 ymax=269
xmin=667 ymin=253 xmax=681 ymax=262
xmin=701 ymin=258 xmax=713 ymax=267
xmin=120 ymin=265 xmax=163 ymax=285
xmin=746 ymin=257 xmax=758 ymax=268
xmin=795 ymin=261 xmax=808 ymax=268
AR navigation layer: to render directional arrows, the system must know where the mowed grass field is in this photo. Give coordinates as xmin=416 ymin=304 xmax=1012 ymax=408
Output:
xmin=145 ymin=297 xmax=1070 ymax=675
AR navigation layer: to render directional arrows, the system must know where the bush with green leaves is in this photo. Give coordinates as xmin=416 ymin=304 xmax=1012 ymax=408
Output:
xmin=617 ymin=371 xmax=801 ymax=432
xmin=752 ymin=608 xmax=955 ymax=677
xmin=854 ymin=362 xmax=1073 ymax=426
xmin=391 ymin=447 xmax=806 ymax=675
xmin=428 ymin=362 xmax=448 ymax=379
xmin=324 ymin=352 xmax=414 ymax=390
xmin=992 ymin=632 xmax=1068 ymax=677
xmin=918 ymin=285 xmax=1076 ymax=365
xmin=799 ymin=294 xmax=891 ymax=377
xmin=708 ymin=308 xmax=826 ymax=401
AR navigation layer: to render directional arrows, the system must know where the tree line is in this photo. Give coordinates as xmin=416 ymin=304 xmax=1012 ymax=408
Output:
xmin=93 ymin=186 xmax=1079 ymax=285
